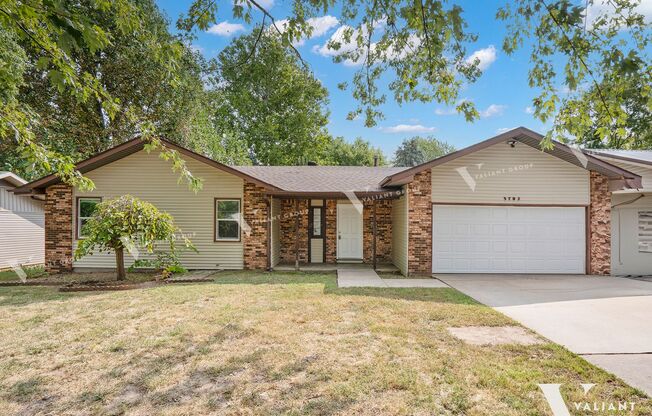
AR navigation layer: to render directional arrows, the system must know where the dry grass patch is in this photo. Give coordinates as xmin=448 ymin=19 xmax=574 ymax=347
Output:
xmin=0 ymin=271 xmax=648 ymax=415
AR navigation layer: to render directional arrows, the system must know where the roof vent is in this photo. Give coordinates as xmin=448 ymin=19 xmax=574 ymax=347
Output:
xmin=373 ymin=155 xmax=379 ymax=166
xmin=307 ymin=161 xmax=318 ymax=166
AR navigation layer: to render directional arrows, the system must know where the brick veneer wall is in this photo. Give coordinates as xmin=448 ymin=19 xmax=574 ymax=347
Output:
xmin=279 ymin=199 xmax=309 ymax=263
xmin=407 ymin=170 xmax=432 ymax=276
xmin=44 ymin=184 xmax=73 ymax=273
xmin=589 ymin=171 xmax=611 ymax=275
xmin=363 ymin=199 xmax=392 ymax=263
xmin=325 ymin=200 xmax=337 ymax=263
xmin=243 ymin=182 xmax=269 ymax=270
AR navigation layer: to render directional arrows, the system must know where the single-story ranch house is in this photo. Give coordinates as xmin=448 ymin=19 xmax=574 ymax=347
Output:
xmin=12 ymin=127 xmax=652 ymax=277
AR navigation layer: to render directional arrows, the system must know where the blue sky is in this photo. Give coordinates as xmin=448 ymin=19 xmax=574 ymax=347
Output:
xmin=154 ymin=0 xmax=560 ymax=157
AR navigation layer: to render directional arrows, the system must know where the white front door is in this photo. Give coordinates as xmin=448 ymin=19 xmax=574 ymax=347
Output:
xmin=337 ymin=203 xmax=363 ymax=260
xmin=433 ymin=205 xmax=586 ymax=273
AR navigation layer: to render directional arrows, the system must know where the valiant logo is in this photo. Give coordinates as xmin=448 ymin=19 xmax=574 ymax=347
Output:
xmin=456 ymin=162 xmax=534 ymax=192
xmin=538 ymin=384 xmax=637 ymax=415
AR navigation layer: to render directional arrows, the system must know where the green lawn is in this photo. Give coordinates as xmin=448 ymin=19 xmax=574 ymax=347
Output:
xmin=0 ymin=271 xmax=648 ymax=415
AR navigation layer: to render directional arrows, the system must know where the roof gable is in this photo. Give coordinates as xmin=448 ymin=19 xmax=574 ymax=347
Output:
xmin=381 ymin=127 xmax=642 ymax=189
xmin=12 ymin=138 xmax=282 ymax=194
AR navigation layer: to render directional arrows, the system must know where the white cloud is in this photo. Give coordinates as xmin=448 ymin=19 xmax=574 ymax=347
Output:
xmin=314 ymin=25 xmax=359 ymax=57
xmin=307 ymin=16 xmax=340 ymax=37
xmin=189 ymin=44 xmax=204 ymax=53
xmin=434 ymin=108 xmax=457 ymax=116
xmin=313 ymin=25 xmax=420 ymax=66
xmin=379 ymin=124 xmax=437 ymax=134
xmin=434 ymin=98 xmax=472 ymax=116
xmin=276 ymin=16 xmax=339 ymax=46
xmin=585 ymin=0 xmax=652 ymax=27
xmin=207 ymin=21 xmax=246 ymax=36
xmin=524 ymin=106 xmax=535 ymax=114
xmin=466 ymin=45 xmax=497 ymax=71
xmin=480 ymin=104 xmax=506 ymax=118
xmin=496 ymin=126 xmax=518 ymax=134
xmin=256 ymin=0 xmax=275 ymax=9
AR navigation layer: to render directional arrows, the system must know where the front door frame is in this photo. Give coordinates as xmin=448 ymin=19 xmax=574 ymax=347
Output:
xmin=336 ymin=202 xmax=364 ymax=261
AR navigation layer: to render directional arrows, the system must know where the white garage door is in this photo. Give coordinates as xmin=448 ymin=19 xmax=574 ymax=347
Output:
xmin=433 ymin=205 xmax=586 ymax=274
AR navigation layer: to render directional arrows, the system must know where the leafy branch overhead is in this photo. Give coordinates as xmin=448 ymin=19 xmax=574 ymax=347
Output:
xmin=181 ymin=0 xmax=650 ymax=147
xmin=1 ymin=0 xmax=650 ymax=190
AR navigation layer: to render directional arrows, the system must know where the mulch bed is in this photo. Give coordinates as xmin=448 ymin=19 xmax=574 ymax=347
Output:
xmin=0 ymin=280 xmax=63 ymax=287
xmin=0 ymin=277 xmax=215 ymax=292
xmin=59 ymin=277 xmax=215 ymax=292
xmin=58 ymin=281 xmax=163 ymax=292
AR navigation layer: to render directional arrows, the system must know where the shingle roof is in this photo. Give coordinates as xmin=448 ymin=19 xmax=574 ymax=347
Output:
xmin=231 ymin=166 xmax=408 ymax=193
xmin=586 ymin=149 xmax=652 ymax=165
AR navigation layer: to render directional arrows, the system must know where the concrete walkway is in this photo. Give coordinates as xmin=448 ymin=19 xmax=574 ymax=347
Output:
xmin=437 ymin=274 xmax=652 ymax=396
xmin=337 ymin=267 xmax=446 ymax=288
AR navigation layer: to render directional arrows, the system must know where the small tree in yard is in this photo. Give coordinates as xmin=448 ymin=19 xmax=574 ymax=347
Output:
xmin=75 ymin=195 xmax=193 ymax=280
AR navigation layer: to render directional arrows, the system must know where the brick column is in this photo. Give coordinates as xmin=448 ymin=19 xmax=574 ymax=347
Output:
xmin=45 ymin=184 xmax=73 ymax=273
xmin=363 ymin=199 xmax=392 ymax=263
xmin=589 ymin=171 xmax=611 ymax=275
xmin=279 ymin=199 xmax=309 ymax=264
xmin=407 ymin=170 xmax=432 ymax=276
xmin=243 ymin=182 xmax=269 ymax=270
xmin=325 ymin=199 xmax=337 ymax=263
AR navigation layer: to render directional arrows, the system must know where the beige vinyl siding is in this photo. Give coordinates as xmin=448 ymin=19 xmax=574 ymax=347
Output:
xmin=0 ymin=211 xmax=44 ymax=269
xmin=73 ymin=149 xmax=244 ymax=270
xmin=0 ymin=186 xmax=44 ymax=269
xmin=0 ymin=186 xmax=43 ymax=213
xmin=391 ymin=189 xmax=408 ymax=275
xmin=271 ymin=198 xmax=281 ymax=267
xmin=431 ymin=142 xmax=590 ymax=205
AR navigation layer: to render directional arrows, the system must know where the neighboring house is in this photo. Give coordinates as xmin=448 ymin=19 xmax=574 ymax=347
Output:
xmin=586 ymin=150 xmax=652 ymax=276
xmin=0 ymin=172 xmax=44 ymax=270
xmin=11 ymin=127 xmax=649 ymax=276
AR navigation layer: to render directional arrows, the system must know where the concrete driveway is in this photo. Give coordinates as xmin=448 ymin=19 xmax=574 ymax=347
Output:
xmin=437 ymin=274 xmax=652 ymax=395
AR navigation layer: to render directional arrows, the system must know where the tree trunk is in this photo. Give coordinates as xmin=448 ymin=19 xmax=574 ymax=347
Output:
xmin=115 ymin=247 xmax=126 ymax=281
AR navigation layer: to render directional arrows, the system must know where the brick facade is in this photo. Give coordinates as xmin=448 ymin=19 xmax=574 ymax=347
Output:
xmin=274 ymin=198 xmax=393 ymax=266
xmin=407 ymin=170 xmax=432 ymax=276
xmin=279 ymin=199 xmax=309 ymax=264
xmin=363 ymin=199 xmax=392 ymax=263
xmin=325 ymin=200 xmax=337 ymax=263
xmin=242 ymin=182 xmax=269 ymax=270
xmin=589 ymin=171 xmax=611 ymax=275
xmin=44 ymin=184 xmax=73 ymax=273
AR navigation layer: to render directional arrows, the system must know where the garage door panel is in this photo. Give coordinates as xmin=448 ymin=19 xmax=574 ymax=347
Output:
xmin=433 ymin=205 xmax=586 ymax=274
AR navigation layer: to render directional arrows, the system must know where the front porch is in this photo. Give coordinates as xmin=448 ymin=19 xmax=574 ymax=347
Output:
xmin=267 ymin=194 xmax=407 ymax=275
xmin=274 ymin=262 xmax=401 ymax=273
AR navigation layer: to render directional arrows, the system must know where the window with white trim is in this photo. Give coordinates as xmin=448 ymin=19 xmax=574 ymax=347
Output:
xmin=215 ymin=199 xmax=241 ymax=241
xmin=77 ymin=197 xmax=101 ymax=238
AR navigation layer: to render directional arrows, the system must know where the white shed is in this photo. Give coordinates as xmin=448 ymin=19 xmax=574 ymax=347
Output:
xmin=0 ymin=172 xmax=44 ymax=270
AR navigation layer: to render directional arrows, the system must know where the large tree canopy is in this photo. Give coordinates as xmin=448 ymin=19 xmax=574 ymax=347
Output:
xmin=0 ymin=0 xmax=201 ymax=189
xmin=322 ymin=137 xmax=387 ymax=166
xmin=180 ymin=0 xmax=650 ymax=148
xmin=498 ymin=0 xmax=651 ymax=148
xmin=1 ymin=0 xmax=650 ymax=188
xmin=210 ymin=30 xmax=331 ymax=165
xmin=393 ymin=136 xmax=455 ymax=167
xmin=1 ymin=0 xmax=212 ymax=180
